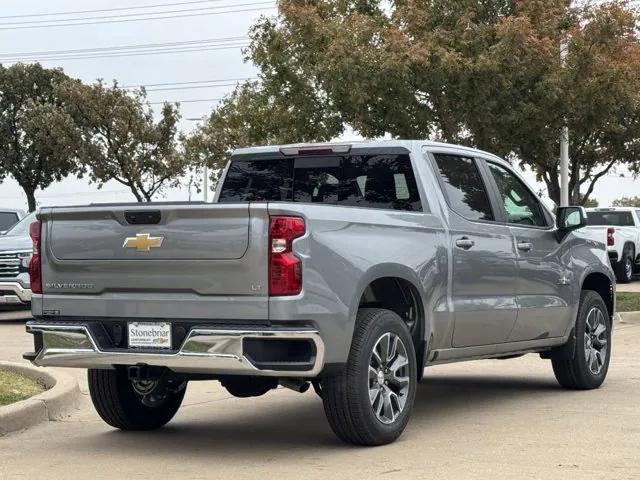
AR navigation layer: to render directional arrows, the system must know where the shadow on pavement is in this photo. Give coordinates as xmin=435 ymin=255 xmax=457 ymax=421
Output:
xmin=68 ymin=373 xmax=563 ymax=456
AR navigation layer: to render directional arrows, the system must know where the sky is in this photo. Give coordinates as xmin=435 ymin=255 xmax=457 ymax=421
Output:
xmin=0 ymin=0 xmax=637 ymax=211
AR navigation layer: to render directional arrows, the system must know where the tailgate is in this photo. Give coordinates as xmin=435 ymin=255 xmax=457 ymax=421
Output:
xmin=39 ymin=203 xmax=270 ymax=320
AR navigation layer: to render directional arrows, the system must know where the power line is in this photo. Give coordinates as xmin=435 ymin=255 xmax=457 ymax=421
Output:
xmin=148 ymin=97 xmax=224 ymax=104
xmin=2 ymin=43 xmax=249 ymax=63
xmin=0 ymin=2 xmax=273 ymax=26
xmin=0 ymin=0 xmax=245 ymax=19
xmin=0 ymin=5 xmax=275 ymax=30
xmin=0 ymin=36 xmax=248 ymax=58
xmin=144 ymin=82 xmax=244 ymax=92
xmin=121 ymin=76 xmax=256 ymax=88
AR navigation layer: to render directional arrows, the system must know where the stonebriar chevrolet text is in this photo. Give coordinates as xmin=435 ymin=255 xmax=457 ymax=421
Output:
xmin=24 ymin=141 xmax=615 ymax=446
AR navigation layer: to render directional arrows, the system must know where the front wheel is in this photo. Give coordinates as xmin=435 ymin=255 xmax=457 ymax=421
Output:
xmin=552 ymin=290 xmax=611 ymax=390
xmin=321 ymin=308 xmax=417 ymax=446
xmin=88 ymin=368 xmax=186 ymax=430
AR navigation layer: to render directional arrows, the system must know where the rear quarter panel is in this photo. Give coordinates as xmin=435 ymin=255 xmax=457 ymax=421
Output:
xmin=268 ymin=146 xmax=451 ymax=364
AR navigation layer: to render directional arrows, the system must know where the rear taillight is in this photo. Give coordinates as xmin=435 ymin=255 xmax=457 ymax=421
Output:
xmin=607 ymin=227 xmax=615 ymax=247
xmin=29 ymin=220 xmax=42 ymax=294
xmin=269 ymin=216 xmax=305 ymax=296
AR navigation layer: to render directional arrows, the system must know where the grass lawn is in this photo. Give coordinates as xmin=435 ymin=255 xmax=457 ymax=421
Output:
xmin=0 ymin=369 xmax=45 ymax=407
xmin=617 ymin=293 xmax=640 ymax=313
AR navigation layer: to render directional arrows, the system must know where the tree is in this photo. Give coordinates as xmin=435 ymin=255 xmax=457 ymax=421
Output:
xmin=612 ymin=196 xmax=640 ymax=207
xmin=0 ymin=63 xmax=80 ymax=211
xmin=61 ymin=81 xmax=186 ymax=202
xmin=183 ymin=76 xmax=342 ymax=184
xmin=237 ymin=0 xmax=640 ymax=206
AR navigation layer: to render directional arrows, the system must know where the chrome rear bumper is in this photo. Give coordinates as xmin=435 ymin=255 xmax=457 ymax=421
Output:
xmin=0 ymin=282 xmax=31 ymax=304
xmin=26 ymin=324 xmax=325 ymax=377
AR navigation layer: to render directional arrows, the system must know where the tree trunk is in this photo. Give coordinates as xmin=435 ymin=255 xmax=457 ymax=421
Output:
xmin=543 ymin=173 xmax=561 ymax=207
xmin=23 ymin=187 xmax=37 ymax=212
xmin=129 ymin=187 xmax=144 ymax=202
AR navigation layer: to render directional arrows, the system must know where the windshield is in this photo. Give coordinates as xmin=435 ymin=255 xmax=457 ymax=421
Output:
xmin=4 ymin=211 xmax=36 ymax=237
xmin=587 ymin=211 xmax=635 ymax=227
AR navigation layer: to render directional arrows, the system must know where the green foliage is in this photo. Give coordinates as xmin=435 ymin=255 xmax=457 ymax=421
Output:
xmin=60 ymin=81 xmax=187 ymax=202
xmin=612 ymin=196 xmax=640 ymax=207
xmin=616 ymin=293 xmax=640 ymax=313
xmin=0 ymin=63 xmax=81 ymax=211
xmin=0 ymin=369 xmax=44 ymax=407
xmin=183 ymin=77 xmax=343 ymax=184
xmin=210 ymin=0 xmax=640 ymax=206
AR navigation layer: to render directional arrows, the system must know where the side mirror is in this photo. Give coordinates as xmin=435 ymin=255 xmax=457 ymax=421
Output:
xmin=556 ymin=206 xmax=587 ymax=241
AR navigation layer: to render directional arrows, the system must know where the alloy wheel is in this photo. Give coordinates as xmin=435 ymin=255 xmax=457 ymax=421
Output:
xmin=584 ymin=307 xmax=608 ymax=375
xmin=368 ymin=332 xmax=411 ymax=424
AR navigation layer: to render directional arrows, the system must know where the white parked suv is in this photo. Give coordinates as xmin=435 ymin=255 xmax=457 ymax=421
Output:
xmin=586 ymin=207 xmax=640 ymax=283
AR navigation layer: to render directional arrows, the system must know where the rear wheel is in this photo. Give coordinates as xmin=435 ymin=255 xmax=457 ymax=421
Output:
xmin=552 ymin=290 xmax=611 ymax=390
xmin=88 ymin=368 xmax=186 ymax=430
xmin=321 ymin=308 xmax=417 ymax=446
xmin=615 ymin=249 xmax=634 ymax=283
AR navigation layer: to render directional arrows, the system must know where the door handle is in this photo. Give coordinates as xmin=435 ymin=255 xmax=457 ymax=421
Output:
xmin=517 ymin=242 xmax=533 ymax=252
xmin=455 ymin=237 xmax=475 ymax=250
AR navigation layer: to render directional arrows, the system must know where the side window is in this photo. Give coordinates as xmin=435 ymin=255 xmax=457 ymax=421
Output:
xmin=486 ymin=162 xmax=548 ymax=227
xmin=433 ymin=154 xmax=494 ymax=221
xmin=636 ymin=211 xmax=640 ymax=226
xmin=0 ymin=212 xmax=19 ymax=231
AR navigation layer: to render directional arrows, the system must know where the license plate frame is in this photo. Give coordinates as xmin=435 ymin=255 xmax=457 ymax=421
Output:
xmin=128 ymin=322 xmax=172 ymax=349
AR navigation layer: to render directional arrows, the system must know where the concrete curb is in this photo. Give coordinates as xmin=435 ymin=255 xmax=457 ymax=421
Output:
xmin=615 ymin=311 xmax=640 ymax=325
xmin=0 ymin=361 xmax=80 ymax=436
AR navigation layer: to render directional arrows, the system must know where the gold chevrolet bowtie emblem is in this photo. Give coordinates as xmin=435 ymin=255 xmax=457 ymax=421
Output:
xmin=123 ymin=233 xmax=164 ymax=252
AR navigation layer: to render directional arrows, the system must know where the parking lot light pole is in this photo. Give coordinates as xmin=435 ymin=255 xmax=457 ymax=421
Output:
xmin=203 ymin=166 xmax=209 ymax=203
xmin=561 ymin=126 xmax=570 ymax=207
xmin=560 ymin=38 xmax=570 ymax=207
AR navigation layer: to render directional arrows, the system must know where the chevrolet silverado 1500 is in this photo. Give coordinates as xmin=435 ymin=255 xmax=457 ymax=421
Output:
xmin=25 ymin=141 xmax=615 ymax=445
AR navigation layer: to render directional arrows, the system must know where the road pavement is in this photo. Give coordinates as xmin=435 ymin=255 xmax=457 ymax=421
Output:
xmin=618 ymin=281 xmax=640 ymax=293
xmin=1 ymin=313 xmax=639 ymax=480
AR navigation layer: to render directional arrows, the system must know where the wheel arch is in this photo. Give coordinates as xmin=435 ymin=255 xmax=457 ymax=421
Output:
xmin=352 ymin=265 xmax=429 ymax=368
xmin=581 ymin=271 xmax=614 ymax=319
xmin=623 ymin=241 xmax=635 ymax=256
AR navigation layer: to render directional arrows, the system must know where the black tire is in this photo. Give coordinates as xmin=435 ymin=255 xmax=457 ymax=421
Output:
xmin=615 ymin=248 xmax=634 ymax=283
xmin=321 ymin=308 xmax=417 ymax=446
xmin=552 ymin=290 xmax=611 ymax=390
xmin=88 ymin=368 xmax=186 ymax=430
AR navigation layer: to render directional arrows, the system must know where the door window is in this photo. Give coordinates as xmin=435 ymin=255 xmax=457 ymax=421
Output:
xmin=486 ymin=162 xmax=548 ymax=227
xmin=433 ymin=154 xmax=494 ymax=221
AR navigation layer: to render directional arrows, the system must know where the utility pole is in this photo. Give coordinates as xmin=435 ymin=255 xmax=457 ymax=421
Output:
xmin=560 ymin=38 xmax=570 ymax=207
xmin=203 ymin=166 xmax=209 ymax=203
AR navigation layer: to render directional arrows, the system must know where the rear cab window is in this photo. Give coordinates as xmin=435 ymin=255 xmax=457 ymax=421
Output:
xmin=587 ymin=211 xmax=635 ymax=227
xmin=219 ymin=152 xmax=423 ymax=212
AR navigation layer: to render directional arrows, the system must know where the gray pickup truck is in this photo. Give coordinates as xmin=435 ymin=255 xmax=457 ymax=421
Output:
xmin=25 ymin=141 xmax=615 ymax=446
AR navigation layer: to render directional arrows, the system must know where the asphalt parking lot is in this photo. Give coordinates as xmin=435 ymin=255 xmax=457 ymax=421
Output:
xmin=1 ymin=310 xmax=639 ymax=480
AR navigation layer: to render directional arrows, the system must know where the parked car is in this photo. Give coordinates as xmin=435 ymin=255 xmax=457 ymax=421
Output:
xmin=24 ymin=141 xmax=615 ymax=446
xmin=0 ymin=211 xmax=35 ymax=306
xmin=586 ymin=207 xmax=640 ymax=283
xmin=0 ymin=208 xmax=25 ymax=235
